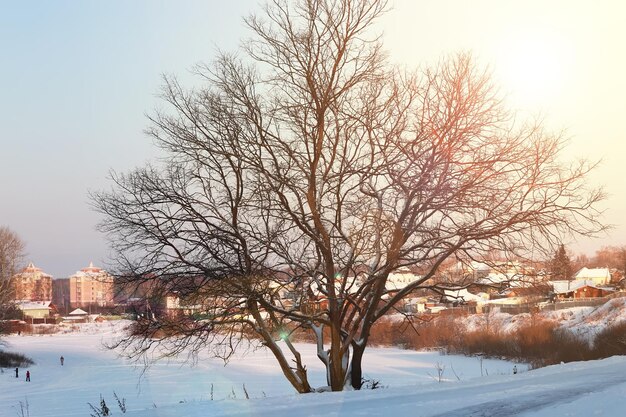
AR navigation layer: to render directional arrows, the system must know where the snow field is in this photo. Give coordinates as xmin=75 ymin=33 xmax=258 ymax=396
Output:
xmin=1 ymin=312 xmax=625 ymax=416
xmin=1 ymin=321 xmax=515 ymax=416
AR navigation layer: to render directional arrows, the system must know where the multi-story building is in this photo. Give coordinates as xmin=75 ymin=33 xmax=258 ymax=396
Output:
xmin=69 ymin=262 xmax=115 ymax=308
xmin=12 ymin=262 xmax=53 ymax=301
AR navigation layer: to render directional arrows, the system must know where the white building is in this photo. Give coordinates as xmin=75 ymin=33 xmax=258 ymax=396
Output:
xmin=574 ymin=267 xmax=611 ymax=286
xmin=385 ymin=268 xmax=422 ymax=291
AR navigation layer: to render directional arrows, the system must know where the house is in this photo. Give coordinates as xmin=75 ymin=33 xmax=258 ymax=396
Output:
xmin=65 ymin=308 xmax=90 ymax=322
xmin=572 ymin=285 xmax=614 ymax=299
xmin=160 ymin=292 xmax=204 ymax=318
xmin=442 ymin=288 xmax=485 ymax=305
xmin=551 ymin=280 xmax=614 ymax=299
xmin=385 ymin=268 xmax=422 ymax=291
xmin=16 ymin=300 xmax=53 ymax=323
xmin=574 ymin=267 xmax=611 ymax=286
xmin=442 ymin=260 xmax=539 ymax=290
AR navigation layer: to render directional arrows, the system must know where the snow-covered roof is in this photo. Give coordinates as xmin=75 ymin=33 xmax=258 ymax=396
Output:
xmin=69 ymin=308 xmax=88 ymax=315
xmin=71 ymin=262 xmax=110 ymax=278
xmin=443 ymin=288 xmax=484 ymax=303
xmin=551 ymin=280 xmax=596 ymax=294
xmin=385 ymin=270 xmax=422 ymax=291
xmin=575 ymin=267 xmax=611 ymax=281
xmin=16 ymin=301 xmax=51 ymax=310
xmin=16 ymin=262 xmax=52 ymax=278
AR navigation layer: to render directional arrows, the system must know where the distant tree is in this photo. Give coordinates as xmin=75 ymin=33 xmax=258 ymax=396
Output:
xmin=550 ymin=244 xmax=573 ymax=280
xmin=0 ymin=226 xmax=25 ymax=332
xmin=571 ymin=253 xmax=589 ymax=273
xmin=590 ymin=246 xmax=626 ymax=272
xmin=93 ymin=0 xmax=604 ymax=392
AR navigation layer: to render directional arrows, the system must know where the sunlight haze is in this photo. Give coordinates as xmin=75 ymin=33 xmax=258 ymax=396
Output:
xmin=1 ymin=0 xmax=624 ymax=277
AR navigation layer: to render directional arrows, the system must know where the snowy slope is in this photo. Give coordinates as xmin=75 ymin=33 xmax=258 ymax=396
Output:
xmin=461 ymin=296 xmax=626 ymax=340
xmin=1 ymin=321 xmax=625 ymax=416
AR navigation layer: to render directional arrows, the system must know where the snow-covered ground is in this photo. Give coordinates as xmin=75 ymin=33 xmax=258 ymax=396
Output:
xmin=1 ymin=320 xmax=625 ymax=416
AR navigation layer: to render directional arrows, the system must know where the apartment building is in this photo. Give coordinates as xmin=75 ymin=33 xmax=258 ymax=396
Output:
xmin=12 ymin=262 xmax=53 ymax=301
xmin=69 ymin=262 xmax=114 ymax=308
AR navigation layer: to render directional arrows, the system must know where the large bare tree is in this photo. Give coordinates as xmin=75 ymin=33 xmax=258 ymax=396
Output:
xmin=0 ymin=226 xmax=25 ymax=330
xmin=93 ymin=0 xmax=604 ymax=392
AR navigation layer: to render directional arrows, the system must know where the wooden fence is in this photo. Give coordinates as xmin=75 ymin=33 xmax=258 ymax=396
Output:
xmin=539 ymin=291 xmax=626 ymax=312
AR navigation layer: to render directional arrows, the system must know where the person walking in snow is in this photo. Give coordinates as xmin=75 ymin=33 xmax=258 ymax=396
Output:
xmin=25 ymin=371 xmax=30 ymax=382
xmin=60 ymin=356 xmax=64 ymax=366
xmin=15 ymin=368 xmax=18 ymax=378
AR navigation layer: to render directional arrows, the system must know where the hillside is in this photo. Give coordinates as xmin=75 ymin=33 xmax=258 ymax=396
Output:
xmin=462 ymin=296 xmax=626 ymax=340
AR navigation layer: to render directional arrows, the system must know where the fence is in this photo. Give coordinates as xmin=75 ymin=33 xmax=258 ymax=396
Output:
xmin=539 ymin=291 xmax=626 ymax=312
xmin=481 ymin=303 xmax=539 ymax=315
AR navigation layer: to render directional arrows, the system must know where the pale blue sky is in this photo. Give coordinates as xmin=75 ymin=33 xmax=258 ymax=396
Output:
xmin=1 ymin=1 xmax=624 ymax=277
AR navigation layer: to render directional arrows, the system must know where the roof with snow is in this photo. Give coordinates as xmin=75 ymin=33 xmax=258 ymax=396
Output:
xmin=551 ymin=280 xmax=596 ymax=294
xmin=385 ymin=270 xmax=422 ymax=291
xmin=442 ymin=288 xmax=485 ymax=303
xmin=78 ymin=261 xmax=101 ymax=273
xmin=69 ymin=308 xmax=88 ymax=316
xmin=575 ymin=267 xmax=611 ymax=281
xmin=16 ymin=262 xmax=52 ymax=278
xmin=71 ymin=262 xmax=113 ymax=279
xmin=16 ymin=301 xmax=52 ymax=310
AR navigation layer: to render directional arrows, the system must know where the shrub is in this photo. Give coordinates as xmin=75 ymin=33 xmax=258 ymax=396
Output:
xmin=0 ymin=351 xmax=34 ymax=368
xmin=593 ymin=321 xmax=626 ymax=358
xmin=364 ymin=313 xmax=602 ymax=369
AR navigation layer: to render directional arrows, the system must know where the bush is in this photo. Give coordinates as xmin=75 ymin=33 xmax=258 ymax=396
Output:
xmin=593 ymin=321 xmax=626 ymax=358
xmin=0 ymin=351 xmax=34 ymax=368
xmin=364 ymin=313 xmax=603 ymax=368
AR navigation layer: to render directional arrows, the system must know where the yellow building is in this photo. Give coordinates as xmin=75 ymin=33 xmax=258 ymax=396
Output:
xmin=69 ymin=262 xmax=115 ymax=308
xmin=17 ymin=301 xmax=52 ymax=322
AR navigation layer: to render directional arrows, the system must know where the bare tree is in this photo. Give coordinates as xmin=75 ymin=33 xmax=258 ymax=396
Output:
xmin=0 ymin=226 xmax=25 ymax=330
xmin=589 ymin=245 xmax=626 ymax=273
xmin=93 ymin=0 xmax=604 ymax=392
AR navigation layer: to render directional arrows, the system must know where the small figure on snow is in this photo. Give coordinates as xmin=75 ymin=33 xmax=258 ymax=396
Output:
xmin=15 ymin=368 xmax=18 ymax=378
xmin=60 ymin=356 xmax=64 ymax=366
xmin=26 ymin=371 xmax=30 ymax=382
xmin=513 ymin=365 xmax=518 ymax=375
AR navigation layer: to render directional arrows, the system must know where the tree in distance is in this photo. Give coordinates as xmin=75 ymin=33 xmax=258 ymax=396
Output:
xmin=93 ymin=0 xmax=604 ymax=393
xmin=0 ymin=226 xmax=25 ymax=333
xmin=550 ymin=243 xmax=573 ymax=280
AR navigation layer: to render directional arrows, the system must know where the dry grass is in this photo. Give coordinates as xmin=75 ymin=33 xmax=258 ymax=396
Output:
xmin=367 ymin=314 xmax=626 ymax=369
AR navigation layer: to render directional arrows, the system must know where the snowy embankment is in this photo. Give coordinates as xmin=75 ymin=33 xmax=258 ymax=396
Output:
xmin=1 ymin=312 xmax=625 ymax=416
xmin=462 ymin=296 xmax=626 ymax=342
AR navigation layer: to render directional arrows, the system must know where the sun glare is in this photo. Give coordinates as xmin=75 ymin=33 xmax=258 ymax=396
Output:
xmin=495 ymin=29 xmax=573 ymax=109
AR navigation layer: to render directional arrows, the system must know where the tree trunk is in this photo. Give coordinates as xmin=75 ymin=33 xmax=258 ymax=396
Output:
xmin=350 ymin=342 xmax=366 ymax=390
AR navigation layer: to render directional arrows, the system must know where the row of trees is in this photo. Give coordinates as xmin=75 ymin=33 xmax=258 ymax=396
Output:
xmin=550 ymin=243 xmax=626 ymax=280
xmin=93 ymin=0 xmax=604 ymax=393
xmin=576 ymin=246 xmax=626 ymax=272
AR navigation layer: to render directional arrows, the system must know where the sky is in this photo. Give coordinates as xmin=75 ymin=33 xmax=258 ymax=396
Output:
xmin=1 ymin=0 xmax=625 ymax=278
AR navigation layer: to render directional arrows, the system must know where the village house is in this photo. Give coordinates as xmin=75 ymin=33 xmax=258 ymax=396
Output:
xmin=574 ymin=267 xmax=612 ymax=286
xmin=16 ymin=300 xmax=54 ymax=324
xmin=551 ymin=280 xmax=615 ymax=300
